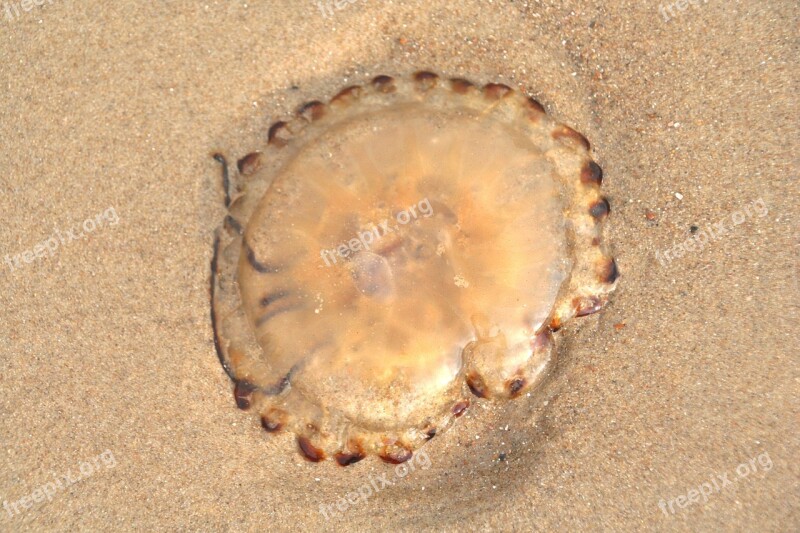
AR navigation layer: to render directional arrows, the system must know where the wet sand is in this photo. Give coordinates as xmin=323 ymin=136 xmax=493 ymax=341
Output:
xmin=0 ymin=1 xmax=797 ymax=531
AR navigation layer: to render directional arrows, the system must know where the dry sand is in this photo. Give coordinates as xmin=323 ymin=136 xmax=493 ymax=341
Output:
xmin=0 ymin=1 xmax=797 ymax=531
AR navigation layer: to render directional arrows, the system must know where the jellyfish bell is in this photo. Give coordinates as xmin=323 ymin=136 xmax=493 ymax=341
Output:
xmin=211 ymin=72 xmax=618 ymax=464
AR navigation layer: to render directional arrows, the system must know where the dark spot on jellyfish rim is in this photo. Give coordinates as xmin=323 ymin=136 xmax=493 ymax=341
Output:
xmin=335 ymin=442 xmax=366 ymax=466
xmin=600 ymin=257 xmax=620 ymax=284
xmin=425 ymin=428 xmax=437 ymax=440
xmin=507 ymin=377 xmax=526 ymax=398
xmin=552 ymin=125 xmax=591 ymax=150
xmin=234 ymin=381 xmax=256 ymax=410
xmin=335 ymin=452 xmax=366 ymax=467
xmin=526 ymin=96 xmax=546 ymax=115
xmin=466 ymin=372 xmax=488 ymax=398
xmin=449 ymin=78 xmax=475 ymax=94
xmin=581 ymin=161 xmax=603 ymax=186
xmin=331 ymin=85 xmax=362 ymax=105
xmin=414 ymin=70 xmax=439 ymax=81
xmin=298 ymin=100 xmax=327 ymax=122
xmin=690 ymin=225 xmax=699 ymax=234
xmin=298 ymin=436 xmax=326 ymax=462
xmin=413 ymin=70 xmax=439 ymax=90
xmin=268 ymin=121 xmax=290 ymax=147
xmin=452 ymin=400 xmax=470 ymax=417
xmin=261 ymin=413 xmax=283 ymax=433
xmin=245 ymin=242 xmax=281 ymax=274
xmin=371 ymin=75 xmax=396 ymax=93
xmin=237 ymin=152 xmax=262 ymax=176
xmin=590 ymin=198 xmax=611 ymax=220
xmin=379 ymin=445 xmax=413 ymax=465
xmin=483 ymin=83 xmax=513 ymax=100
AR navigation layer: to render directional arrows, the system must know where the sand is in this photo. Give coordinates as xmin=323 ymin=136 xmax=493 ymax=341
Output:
xmin=0 ymin=1 xmax=797 ymax=531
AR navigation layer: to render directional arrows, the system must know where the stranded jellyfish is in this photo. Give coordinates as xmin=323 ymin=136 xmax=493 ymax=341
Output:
xmin=211 ymin=72 xmax=618 ymax=465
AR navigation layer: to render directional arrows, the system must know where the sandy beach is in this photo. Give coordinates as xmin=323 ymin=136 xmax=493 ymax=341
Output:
xmin=0 ymin=1 xmax=797 ymax=531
